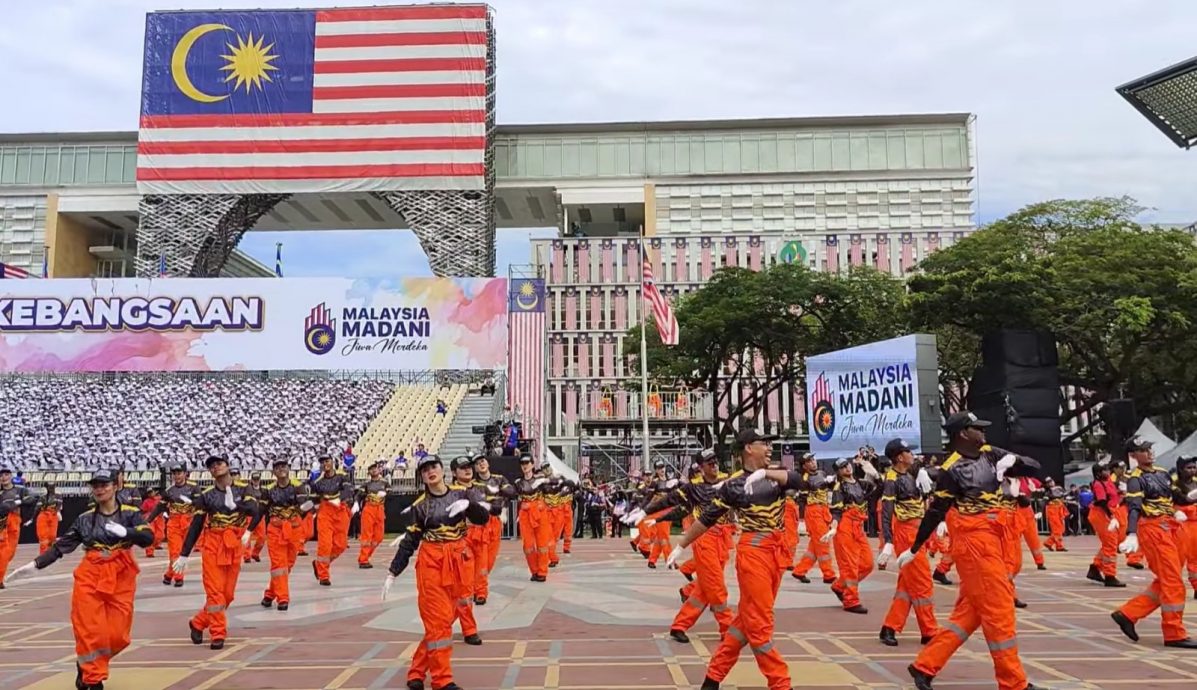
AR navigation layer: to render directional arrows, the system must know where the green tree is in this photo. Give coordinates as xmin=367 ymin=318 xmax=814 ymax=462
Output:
xmin=626 ymin=263 xmax=908 ymax=449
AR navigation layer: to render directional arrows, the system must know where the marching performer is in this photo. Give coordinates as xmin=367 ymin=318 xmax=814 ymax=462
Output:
xmin=381 ymin=454 xmax=492 ymax=690
xmin=510 ymin=455 xmax=551 ymax=582
xmin=791 ymin=453 xmax=837 ymax=584
xmin=34 ymin=483 xmax=64 ymax=554
xmin=878 ymin=440 xmax=939 ymax=646
xmin=311 ymin=454 xmax=354 ymax=586
xmin=243 ymin=473 xmax=267 ymax=563
xmin=1042 ymin=477 xmax=1068 ymax=552
xmin=0 ymin=465 xmax=33 ymax=588
xmin=642 ymin=461 xmax=678 ymax=568
xmin=1113 ymin=461 xmax=1147 ymax=571
xmin=899 ymin=411 xmax=1046 ymax=690
xmin=146 ymin=463 xmax=200 ymax=587
xmin=668 ymin=429 xmax=825 ymax=690
xmin=540 ymin=465 xmax=568 ymax=567
xmin=470 ymin=453 xmax=512 ymax=605
xmin=1014 ymin=477 xmax=1046 ymax=570
xmin=113 ymin=469 xmax=142 ymax=509
xmin=448 ymin=457 xmax=484 ymax=646
xmin=829 ymin=455 xmax=880 ymax=614
xmin=172 ymin=456 xmax=259 ymax=650
xmin=1086 ymin=461 xmax=1127 ymax=587
xmin=4 ymin=469 xmax=156 ymax=690
xmin=627 ymin=448 xmax=731 ymax=643
xmin=140 ymin=489 xmax=166 ymax=558
xmin=1110 ymin=440 xmax=1197 ymax=648
xmin=356 ymin=461 xmax=390 ymax=569
xmin=1175 ymin=456 xmax=1197 ymax=599
xmin=258 ymin=458 xmax=314 ymax=611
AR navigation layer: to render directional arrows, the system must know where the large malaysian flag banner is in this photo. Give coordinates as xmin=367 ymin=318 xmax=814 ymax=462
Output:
xmin=506 ymin=279 xmax=545 ymax=434
xmin=138 ymin=4 xmax=492 ymax=195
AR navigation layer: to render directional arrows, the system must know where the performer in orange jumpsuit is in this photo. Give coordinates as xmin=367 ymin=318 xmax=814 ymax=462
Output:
xmin=628 ymin=449 xmax=732 ymax=643
xmin=1042 ymin=477 xmax=1068 ymax=552
xmin=509 ymin=455 xmax=552 ymax=581
xmin=901 ymin=411 xmax=1046 ymax=690
xmin=146 ymin=463 xmax=200 ymax=587
xmin=540 ymin=465 xmax=575 ymax=567
xmin=243 ymin=473 xmax=267 ymax=563
xmin=447 ymin=456 xmax=483 ymax=646
xmin=670 ymin=429 xmax=828 ymax=690
xmin=1174 ymin=456 xmax=1197 ymax=599
xmin=299 ymin=510 xmax=314 ymax=556
xmin=257 ymin=458 xmax=313 ymax=611
xmin=5 ymin=469 xmax=156 ymax=690
xmin=1113 ymin=462 xmax=1147 ymax=571
xmin=310 ymin=455 xmax=354 ymax=586
xmin=1014 ymin=477 xmax=1046 ymax=570
xmin=140 ymin=489 xmax=165 ymax=558
xmin=828 ymin=456 xmax=880 ymax=614
xmin=879 ymin=440 xmax=939 ymax=647
xmin=172 ymin=456 xmax=259 ymax=650
xmin=0 ymin=465 xmax=33 ymax=588
xmin=356 ymin=461 xmax=389 ymax=569
xmin=470 ymin=453 xmax=512 ymax=605
xmin=382 ymin=454 xmax=492 ymax=690
xmin=1086 ymin=461 xmax=1128 ymax=587
xmin=791 ymin=453 xmax=837 ymax=584
xmin=34 ymin=483 xmax=63 ymax=554
xmin=1110 ymin=439 xmax=1197 ymax=648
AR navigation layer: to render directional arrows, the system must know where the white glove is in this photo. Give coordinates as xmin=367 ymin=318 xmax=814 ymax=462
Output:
xmin=936 ymin=521 xmax=948 ymax=538
xmin=22 ymin=520 xmax=31 ymax=527
xmin=878 ymin=543 xmax=895 ymax=567
xmin=643 ymin=518 xmax=656 ymax=528
xmin=376 ymin=490 xmax=388 ymax=499
xmin=915 ymin=468 xmax=933 ymax=494
xmin=328 ymin=497 xmax=342 ymax=507
xmin=1118 ymin=482 xmax=1128 ymax=493
xmin=622 ymin=508 xmax=646 ymax=525
xmin=1005 ymin=477 xmax=1021 ymax=498
xmin=1119 ymin=534 xmax=1140 ymax=554
xmin=382 ymin=573 xmax=396 ymax=600
xmin=172 ymin=555 xmax=190 ymax=575
xmin=57 ymin=511 xmax=63 ymax=521
xmin=895 ymin=549 xmax=915 ymax=569
xmin=179 ymin=496 xmax=192 ymax=505
xmin=821 ymin=522 xmax=838 ymax=543
xmin=665 ymin=478 xmax=679 ymax=489
xmin=665 ymin=544 xmax=685 ymax=569
xmin=500 ymin=511 xmax=508 ymax=525
xmin=5 ymin=561 xmax=37 ymax=584
xmin=1107 ymin=518 xmax=1121 ymax=533
xmin=389 ymin=534 xmax=404 ymax=547
xmin=530 ymin=478 xmax=547 ymax=490
xmin=798 ymin=520 xmax=807 ymax=536
xmin=743 ymin=468 xmax=769 ymax=495
xmin=351 ymin=502 xmax=361 ymax=516
xmin=223 ymin=490 xmax=236 ymax=510
xmin=1175 ymin=511 xmax=1188 ymax=523
xmin=300 ymin=500 xmax=314 ymax=512
xmin=104 ymin=522 xmax=128 ymax=538
xmin=995 ymin=454 xmax=1017 ymax=482
xmin=1034 ymin=513 xmax=1042 ymax=521
xmin=484 ymin=484 xmax=499 ymax=495
xmin=447 ymin=499 xmax=470 ymax=517
xmin=1188 ymin=488 xmax=1197 ymax=501
xmin=240 ymin=530 xmax=251 ymax=548
xmin=860 ymin=460 xmax=880 ymax=480
xmin=478 ymin=501 xmax=492 ymax=513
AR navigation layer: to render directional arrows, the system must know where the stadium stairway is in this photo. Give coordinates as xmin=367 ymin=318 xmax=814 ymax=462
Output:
xmin=437 ymin=392 xmax=496 ymax=459
xmin=354 ymin=384 xmax=467 ymax=476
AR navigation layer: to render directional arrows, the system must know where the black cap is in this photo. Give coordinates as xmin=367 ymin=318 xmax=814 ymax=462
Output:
xmin=800 ymin=452 xmax=816 ymax=463
xmin=90 ymin=469 xmax=115 ymax=484
xmin=833 ymin=457 xmax=852 ymax=470
xmin=0 ymin=465 xmax=13 ymax=474
xmin=695 ymin=448 xmax=718 ymax=464
xmin=168 ymin=463 xmax=186 ymax=473
xmin=518 ymin=454 xmax=534 ymax=464
xmin=1125 ymin=437 xmax=1154 ymax=453
xmin=884 ymin=438 xmax=913 ymax=460
xmin=1093 ymin=461 xmax=1111 ymax=477
xmin=735 ymin=428 xmax=778 ymax=448
xmin=653 ymin=459 xmax=666 ymax=469
xmin=205 ymin=455 xmax=227 ymax=469
xmin=1177 ymin=456 xmax=1196 ymax=467
xmin=416 ymin=454 xmax=442 ymax=472
xmin=272 ymin=458 xmax=290 ymax=467
xmin=943 ymin=411 xmax=991 ymax=437
xmin=450 ymin=456 xmax=474 ymax=471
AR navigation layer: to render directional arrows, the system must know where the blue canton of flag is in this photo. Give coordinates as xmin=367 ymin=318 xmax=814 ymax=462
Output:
xmin=275 ymin=243 xmax=284 ymax=278
xmin=141 ymin=11 xmax=316 ymax=117
xmin=507 ymin=279 xmax=545 ymax=313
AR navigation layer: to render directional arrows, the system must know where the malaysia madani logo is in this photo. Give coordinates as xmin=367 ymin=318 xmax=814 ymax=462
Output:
xmin=304 ymin=303 xmax=336 ymax=356
xmin=810 ymin=372 xmax=836 ymax=442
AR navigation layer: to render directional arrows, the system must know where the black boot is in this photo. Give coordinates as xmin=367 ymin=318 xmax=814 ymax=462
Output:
xmin=474 ymin=596 xmax=487 ymax=606
xmin=277 ymin=603 xmax=289 ymax=611
xmin=261 ymin=597 xmax=274 ymax=608
xmin=1086 ymin=564 xmax=1104 ymax=583
xmin=1127 ymin=561 xmax=1145 ymax=570
xmin=1104 ymin=575 xmax=1127 ymax=588
xmin=844 ymin=604 xmax=868 ymax=614
xmin=1037 ymin=563 xmax=1046 ymax=571
xmin=669 ymin=629 xmax=690 ymax=643
xmin=879 ymin=626 xmax=898 ymax=647
xmin=700 ymin=677 xmax=720 ymax=690
xmin=406 ymin=681 xmax=425 ymax=690
xmin=792 ymin=572 xmax=810 ymax=583
xmin=679 ymin=587 xmax=687 ymax=604
xmin=76 ymin=663 xmax=84 ymax=689
xmin=908 ymin=664 xmax=934 ymax=690
xmin=1164 ymin=638 xmax=1197 ymax=649
xmin=210 ymin=639 xmax=225 ymax=650
xmin=463 ymin=634 xmax=482 ymax=646
xmin=1014 ymin=598 xmax=1028 ymax=609
xmin=933 ymin=571 xmax=953 ymax=585
xmin=1111 ymin=611 xmax=1139 ymax=642
xmin=189 ymin=622 xmax=204 ymax=645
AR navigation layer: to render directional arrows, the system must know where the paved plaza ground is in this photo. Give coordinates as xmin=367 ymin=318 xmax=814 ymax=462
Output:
xmin=3 ymin=534 xmax=1197 ymax=689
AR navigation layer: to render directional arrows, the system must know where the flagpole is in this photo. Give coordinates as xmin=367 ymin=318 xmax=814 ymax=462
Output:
xmin=639 ymin=227 xmax=651 ymax=474
xmin=539 ymin=258 xmax=549 ymax=468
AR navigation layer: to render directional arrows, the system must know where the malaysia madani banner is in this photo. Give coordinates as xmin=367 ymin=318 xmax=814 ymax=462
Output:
xmin=0 ymin=277 xmax=507 ymax=373
xmin=805 ymin=334 xmax=939 ymax=459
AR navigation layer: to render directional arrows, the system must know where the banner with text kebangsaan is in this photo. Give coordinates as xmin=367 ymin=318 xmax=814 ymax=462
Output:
xmin=0 ymin=277 xmax=507 ymax=373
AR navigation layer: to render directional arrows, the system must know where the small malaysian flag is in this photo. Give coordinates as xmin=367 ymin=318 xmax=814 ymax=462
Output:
xmin=158 ymin=254 xmax=168 ymax=277
xmin=641 ymin=247 xmax=679 ymax=346
xmin=0 ymin=262 xmax=31 ymax=279
xmin=275 ymin=243 xmax=284 ymax=277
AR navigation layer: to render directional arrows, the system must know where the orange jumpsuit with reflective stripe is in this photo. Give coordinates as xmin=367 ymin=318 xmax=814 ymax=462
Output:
xmin=674 ymin=524 xmax=734 ymax=634
xmin=513 ymin=477 xmax=551 ymax=578
xmin=999 ymin=502 xmax=1023 ymax=600
xmin=1044 ymin=497 xmax=1067 ymax=551
xmin=1016 ymin=501 xmax=1045 ymax=567
xmin=880 ymin=469 xmax=937 ymax=638
xmin=781 ymin=499 xmax=799 ymax=566
xmin=1178 ymin=504 xmax=1197 ymax=594
xmin=265 ymin=515 xmax=300 ymax=605
xmin=471 ymin=471 xmax=512 ymax=600
xmin=0 ymin=510 xmax=24 ymax=585
xmin=1089 ymin=478 xmax=1122 ymax=577
xmin=36 ymin=508 xmax=60 ymax=554
xmin=830 ymin=477 xmax=877 ymax=610
xmin=181 ymin=482 xmax=257 ymax=643
xmin=793 ymin=476 xmax=837 ymax=581
xmin=1117 ymin=466 xmax=1189 ymax=642
xmin=357 ymin=502 xmax=386 ymax=565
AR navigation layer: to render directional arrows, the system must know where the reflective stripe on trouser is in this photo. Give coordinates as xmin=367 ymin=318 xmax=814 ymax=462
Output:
xmin=357 ymin=503 xmax=386 ymax=565
xmin=649 ymin=521 xmax=673 ymax=565
xmin=1089 ymin=508 xmax=1120 ymax=578
xmin=164 ymin=515 xmax=193 ymax=583
xmin=191 ymin=527 xmax=244 ymax=641
xmin=1118 ymin=517 xmax=1190 ymax=642
xmin=36 ymin=511 xmax=60 ymax=554
xmin=793 ymin=504 xmax=836 ymax=579
xmin=706 ymin=531 xmax=791 ymax=690
xmin=1177 ymin=506 xmax=1197 ymax=590
xmin=72 ymin=548 xmax=138 ymax=685
xmin=265 ymin=519 xmax=299 ymax=604
xmin=315 ymin=503 xmax=351 ymax=581
xmin=475 ymin=515 xmax=502 ymax=599
xmin=519 ymin=502 xmax=551 ymax=577
xmin=914 ymin=510 xmax=1027 ymax=690
xmin=546 ymin=505 xmax=563 ymax=564
xmin=1017 ymin=506 xmax=1045 ymax=566
xmin=1000 ymin=509 xmax=1022 ymax=599
xmin=1045 ymin=503 xmax=1066 ymax=550
xmin=562 ymin=504 xmax=573 ymax=551
xmin=883 ymin=518 xmax=939 ymax=637
xmin=672 ymin=525 xmax=734 ymax=634
xmin=831 ymin=512 xmax=873 ymax=609
xmin=0 ymin=513 xmax=22 ymax=585
xmin=453 ymin=542 xmax=478 ymax=637
xmin=781 ymin=501 xmax=799 ymax=565
xmin=407 ymin=539 xmax=472 ymax=688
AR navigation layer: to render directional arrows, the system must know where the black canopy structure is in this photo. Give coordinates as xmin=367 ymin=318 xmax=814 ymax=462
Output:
xmin=1117 ymin=55 xmax=1197 ymax=149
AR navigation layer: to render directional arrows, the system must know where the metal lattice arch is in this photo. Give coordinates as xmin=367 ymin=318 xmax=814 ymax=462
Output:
xmin=134 ymin=6 xmax=497 ymax=279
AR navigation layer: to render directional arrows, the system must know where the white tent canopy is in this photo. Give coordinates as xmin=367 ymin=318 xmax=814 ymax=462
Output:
xmin=1134 ymin=418 xmax=1176 ymax=456
xmin=542 ymin=446 xmax=579 ymax=483
xmin=1155 ymin=429 xmax=1197 ymax=470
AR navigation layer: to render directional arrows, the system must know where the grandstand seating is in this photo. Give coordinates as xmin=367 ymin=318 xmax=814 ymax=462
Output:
xmin=354 ymin=384 xmax=467 ymax=478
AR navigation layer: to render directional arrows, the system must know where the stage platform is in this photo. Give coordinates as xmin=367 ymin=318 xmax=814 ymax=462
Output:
xmin=3 ymin=535 xmax=1196 ymax=689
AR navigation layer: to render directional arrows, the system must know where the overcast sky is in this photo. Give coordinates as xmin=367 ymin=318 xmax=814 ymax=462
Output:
xmin=4 ymin=0 xmax=1196 ymax=276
